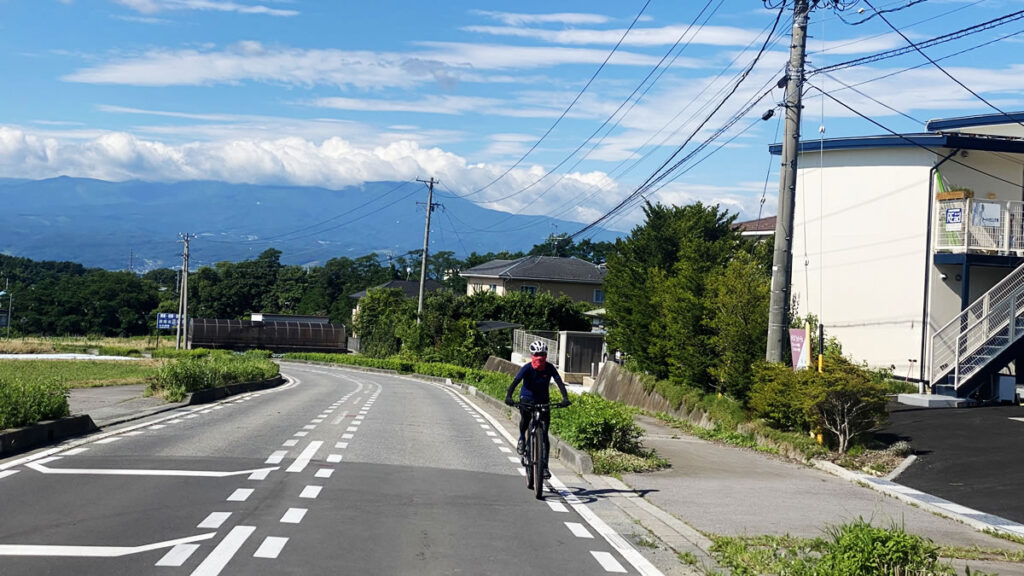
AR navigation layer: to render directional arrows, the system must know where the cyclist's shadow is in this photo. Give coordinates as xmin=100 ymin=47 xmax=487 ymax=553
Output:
xmin=558 ymin=485 xmax=658 ymax=504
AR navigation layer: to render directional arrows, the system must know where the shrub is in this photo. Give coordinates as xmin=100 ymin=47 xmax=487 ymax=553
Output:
xmin=591 ymin=448 xmax=670 ymax=475
xmin=0 ymin=376 xmax=70 ymax=429
xmin=817 ymin=519 xmax=947 ymax=576
xmin=748 ymin=361 xmax=817 ymax=432
xmin=551 ymin=393 xmax=644 ymax=453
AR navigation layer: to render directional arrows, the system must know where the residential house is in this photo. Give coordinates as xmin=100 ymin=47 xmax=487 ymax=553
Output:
xmin=460 ymin=256 xmax=607 ymax=305
xmin=778 ymin=111 xmax=1024 ymax=401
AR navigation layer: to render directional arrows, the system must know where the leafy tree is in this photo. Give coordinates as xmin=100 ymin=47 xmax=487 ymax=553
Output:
xmin=706 ymin=250 xmax=770 ymax=399
xmin=528 ymin=236 xmax=615 ymax=263
xmin=353 ymin=287 xmax=415 ymax=358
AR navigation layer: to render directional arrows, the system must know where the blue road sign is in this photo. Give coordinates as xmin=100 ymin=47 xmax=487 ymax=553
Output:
xmin=157 ymin=313 xmax=179 ymax=329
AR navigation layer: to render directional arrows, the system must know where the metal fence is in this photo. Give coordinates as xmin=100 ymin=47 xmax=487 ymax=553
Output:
xmin=513 ymin=329 xmax=559 ymax=362
xmin=935 ymin=198 xmax=1024 ymax=254
xmin=189 ymin=318 xmax=346 ymax=353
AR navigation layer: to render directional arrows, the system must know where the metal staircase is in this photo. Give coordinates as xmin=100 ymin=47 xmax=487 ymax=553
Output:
xmin=930 ymin=262 xmax=1024 ymax=396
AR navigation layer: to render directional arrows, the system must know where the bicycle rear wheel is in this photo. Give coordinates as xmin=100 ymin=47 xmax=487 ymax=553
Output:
xmin=532 ymin=430 xmax=543 ymax=499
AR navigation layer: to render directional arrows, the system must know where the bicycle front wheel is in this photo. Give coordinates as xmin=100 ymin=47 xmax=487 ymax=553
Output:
xmin=532 ymin=430 xmax=543 ymax=499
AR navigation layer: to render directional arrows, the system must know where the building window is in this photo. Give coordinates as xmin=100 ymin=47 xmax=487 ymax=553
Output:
xmin=489 ymin=284 xmax=497 ymax=292
xmin=521 ymin=285 xmax=538 ymax=295
xmin=594 ymin=289 xmax=605 ymax=304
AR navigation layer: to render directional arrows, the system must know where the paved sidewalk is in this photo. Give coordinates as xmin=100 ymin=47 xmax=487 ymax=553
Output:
xmin=69 ymin=385 xmax=184 ymax=428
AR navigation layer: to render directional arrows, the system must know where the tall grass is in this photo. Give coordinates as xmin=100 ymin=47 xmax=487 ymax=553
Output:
xmin=0 ymin=359 xmax=162 ymax=388
xmin=148 ymin=355 xmax=280 ymax=402
xmin=0 ymin=376 xmax=70 ymax=430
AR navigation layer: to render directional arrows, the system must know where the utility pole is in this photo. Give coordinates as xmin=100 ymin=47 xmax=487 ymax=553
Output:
xmin=175 ymin=233 xmax=195 ymax=349
xmin=415 ymin=178 xmax=439 ymax=322
xmin=766 ymin=0 xmax=811 ymax=363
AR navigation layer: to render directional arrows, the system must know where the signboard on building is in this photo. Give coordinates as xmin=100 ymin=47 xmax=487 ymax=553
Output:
xmin=945 ymin=207 xmax=962 ymax=232
xmin=972 ymin=201 xmax=1001 ymax=228
xmin=157 ymin=313 xmax=179 ymax=329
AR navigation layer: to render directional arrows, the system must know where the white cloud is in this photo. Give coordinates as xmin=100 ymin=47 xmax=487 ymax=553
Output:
xmin=113 ymin=0 xmax=298 ymax=16
xmin=62 ymin=41 xmax=660 ymax=89
xmin=312 ymin=95 xmax=505 ymax=116
xmin=470 ymin=11 xmax=611 ymax=26
xmin=461 ymin=24 xmax=762 ymax=48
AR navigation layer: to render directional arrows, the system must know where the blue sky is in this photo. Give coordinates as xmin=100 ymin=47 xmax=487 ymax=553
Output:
xmin=2 ymin=0 xmax=1023 ymax=235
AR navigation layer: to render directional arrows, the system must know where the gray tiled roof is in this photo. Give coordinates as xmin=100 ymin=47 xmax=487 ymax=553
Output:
xmin=460 ymin=256 xmax=606 ymax=284
xmin=350 ymin=279 xmax=444 ymax=300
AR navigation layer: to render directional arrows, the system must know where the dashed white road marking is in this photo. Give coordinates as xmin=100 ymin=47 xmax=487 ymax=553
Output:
xmin=63 ymin=447 xmax=90 ymax=455
xmin=507 ymin=457 xmax=520 ymax=463
xmin=266 ymin=451 xmax=288 ymax=465
xmin=227 ymin=489 xmax=253 ymax=502
xmin=517 ymin=468 xmax=527 ymax=477
xmin=293 ymin=431 xmax=309 ymax=438
xmin=156 ymin=543 xmax=200 ymax=567
xmin=341 ymin=433 xmax=354 ymax=440
xmin=148 ymin=425 xmax=166 ymax=430
xmin=491 ymin=438 xmax=503 ymax=444
xmin=547 ymin=501 xmax=569 ymax=513
xmin=212 ymin=406 xmax=224 ymax=410
xmin=168 ymin=419 xmax=184 ymax=424
xmin=189 ymin=525 xmax=255 ymax=576
xmin=248 ymin=468 xmax=272 ymax=481
xmin=125 ymin=430 xmax=147 ymax=435
xmin=283 ymin=439 xmax=299 ymax=447
xmin=302 ymin=425 xmax=316 ymax=430
xmin=591 ymin=551 xmax=627 ymax=573
xmin=315 ymin=469 xmax=334 ymax=479
xmin=499 ymin=447 xmax=512 ymax=453
xmin=185 ymin=414 xmax=199 ymax=419
xmin=280 ymin=508 xmax=307 ymax=524
xmin=198 ymin=512 xmax=232 ymax=529
xmin=95 ymin=438 xmax=120 ymax=445
xmin=335 ymin=442 xmax=349 ymax=449
xmin=566 ymin=522 xmax=594 ymax=539
xmin=300 ymin=485 xmax=322 ymax=499
xmin=326 ymin=454 xmax=343 ymax=463
xmin=286 ymin=441 xmax=323 ymax=473
xmin=253 ymin=537 xmax=288 ymax=559
xmin=346 ymin=426 xmax=359 ymax=432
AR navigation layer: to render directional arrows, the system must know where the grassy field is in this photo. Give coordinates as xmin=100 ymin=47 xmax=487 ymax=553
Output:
xmin=0 ymin=336 xmax=176 ymax=355
xmin=0 ymin=360 xmax=163 ymax=388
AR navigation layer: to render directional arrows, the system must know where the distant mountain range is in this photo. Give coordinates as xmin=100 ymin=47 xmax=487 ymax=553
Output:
xmin=0 ymin=177 xmax=619 ymax=270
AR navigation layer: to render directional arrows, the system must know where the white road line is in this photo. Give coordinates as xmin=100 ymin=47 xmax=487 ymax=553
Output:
xmin=63 ymin=447 xmax=89 ymax=455
xmin=26 ymin=462 xmax=278 ymax=478
xmin=248 ymin=469 xmax=272 ymax=481
xmin=198 ymin=512 xmax=232 ymax=529
xmin=341 ymin=433 xmax=354 ymax=440
xmin=212 ymin=406 xmax=224 ymax=410
xmin=311 ymin=419 xmax=324 ymax=423
xmin=517 ymin=468 xmax=527 ymax=477
xmin=547 ymin=501 xmax=569 ymax=513
xmin=266 ymin=451 xmax=288 ymax=465
xmin=168 ymin=419 xmax=184 ymax=424
xmin=227 ymin=489 xmax=253 ymax=502
xmin=0 ymin=532 xmax=215 ymax=558
xmin=346 ymin=426 xmax=359 ymax=432
xmin=566 ymin=522 xmax=594 ymax=539
xmin=327 ymin=454 xmax=343 ymax=463
xmin=591 ymin=551 xmax=627 ymax=573
xmin=507 ymin=457 xmax=520 ymax=463
xmin=185 ymin=414 xmax=199 ymax=419
xmin=189 ymin=525 xmax=255 ymax=576
xmin=499 ymin=447 xmax=512 ymax=453
xmin=253 ymin=537 xmax=288 ymax=559
xmin=156 ymin=543 xmax=200 ymax=566
xmin=300 ymin=485 xmax=322 ymax=499
xmin=303 ymin=425 xmax=316 ymax=430
xmin=148 ymin=425 xmax=166 ymax=430
xmin=125 ymin=430 xmax=147 ymax=435
xmin=286 ymin=441 xmax=324 ymax=473
xmin=281 ymin=508 xmax=307 ymax=524
xmin=315 ymin=469 xmax=334 ymax=479
xmin=486 ymin=431 xmax=497 ymax=437
xmin=0 ymin=470 xmax=19 ymax=480
xmin=491 ymin=438 xmax=503 ymax=444
xmin=335 ymin=442 xmax=348 ymax=449
xmin=95 ymin=438 xmax=120 ymax=445
xmin=1011 ymin=417 xmax=1024 ymax=423
xmin=283 ymin=439 xmax=299 ymax=447
xmin=293 ymin=431 xmax=308 ymax=437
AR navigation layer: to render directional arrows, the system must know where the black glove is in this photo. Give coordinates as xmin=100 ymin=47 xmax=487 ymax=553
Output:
xmin=504 ymin=396 xmax=515 ymax=407
xmin=557 ymin=399 xmax=571 ymax=408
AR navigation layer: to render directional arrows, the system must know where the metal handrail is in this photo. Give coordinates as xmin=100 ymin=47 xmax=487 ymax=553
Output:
xmin=930 ymin=261 xmax=1024 ymax=388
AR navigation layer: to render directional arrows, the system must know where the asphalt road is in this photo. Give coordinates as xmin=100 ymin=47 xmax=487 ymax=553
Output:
xmin=0 ymin=363 xmax=662 ymax=576
xmin=882 ymin=403 xmax=1024 ymax=525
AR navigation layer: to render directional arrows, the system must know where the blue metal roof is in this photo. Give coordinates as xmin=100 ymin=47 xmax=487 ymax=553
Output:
xmin=926 ymin=111 xmax=1024 ymax=132
xmin=768 ymin=132 xmax=1024 ymax=156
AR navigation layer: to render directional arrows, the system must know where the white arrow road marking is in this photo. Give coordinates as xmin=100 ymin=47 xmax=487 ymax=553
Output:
xmin=0 ymin=532 xmax=215 ymax=557
xmin=26 ymin=462 xmax=279 ymax=478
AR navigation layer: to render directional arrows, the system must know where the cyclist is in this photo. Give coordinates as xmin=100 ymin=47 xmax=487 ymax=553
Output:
xmin=504 ymin=340 xmax=571 ymax=480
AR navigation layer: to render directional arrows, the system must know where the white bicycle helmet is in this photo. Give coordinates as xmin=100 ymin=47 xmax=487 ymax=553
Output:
xmin=529 ymin=340 xmax=548 ymax=355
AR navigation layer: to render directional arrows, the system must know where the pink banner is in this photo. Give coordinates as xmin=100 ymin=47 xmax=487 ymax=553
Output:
xmin=789 ymin=328 xmax=807 ymax=370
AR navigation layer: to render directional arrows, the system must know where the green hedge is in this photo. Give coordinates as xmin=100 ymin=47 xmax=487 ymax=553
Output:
xmin=551 ymin=393 xmax=644 ymax=453
xmin=0 ymin=376 xmax=71 ymax=430
xmin=148 ymin=355 xmax=280 ymax=402
xmin=151 ymin=348 xmax=229 ymax=360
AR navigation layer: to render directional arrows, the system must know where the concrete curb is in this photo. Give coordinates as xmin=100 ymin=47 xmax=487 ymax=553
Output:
xmin=813 ymin=460 xmax=1024 ymax=539
xmin=280 ymin=360 xmax=595 ymax=474
xmin=0 ymin=415 xmax=98 ymax=458
xmin=188 ymin=374 xmax=286 ymax=404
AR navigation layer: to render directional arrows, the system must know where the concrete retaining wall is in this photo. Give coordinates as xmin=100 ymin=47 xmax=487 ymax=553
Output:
xmin=594 ymin=362 xmax=716 ymax=429
xmin=0 ymin=415 xmax=98 ymax=457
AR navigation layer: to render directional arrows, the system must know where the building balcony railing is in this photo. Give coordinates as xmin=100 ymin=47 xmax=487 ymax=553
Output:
xmin=935 ymin=197 xmax=1024 ymax=255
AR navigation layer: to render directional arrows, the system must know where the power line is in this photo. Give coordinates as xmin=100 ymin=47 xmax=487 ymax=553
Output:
xmin=569 ymin=4 xmax=788 ymax=240
xmin=861 ymin=0 xmax=1024 ymax=129
xmin=838 ymin=0 xmax=928 ymax=26
xmin=459 ymin=0 xmax=652 ymax=199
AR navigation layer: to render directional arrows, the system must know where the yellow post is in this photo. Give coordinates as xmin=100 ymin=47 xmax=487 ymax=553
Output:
xmin=818 ymin=354 xmax=823 ymax=373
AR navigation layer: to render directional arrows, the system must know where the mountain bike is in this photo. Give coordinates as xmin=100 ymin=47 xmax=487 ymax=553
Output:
xmin=515 ymin=400 xmax=566 ymax=500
